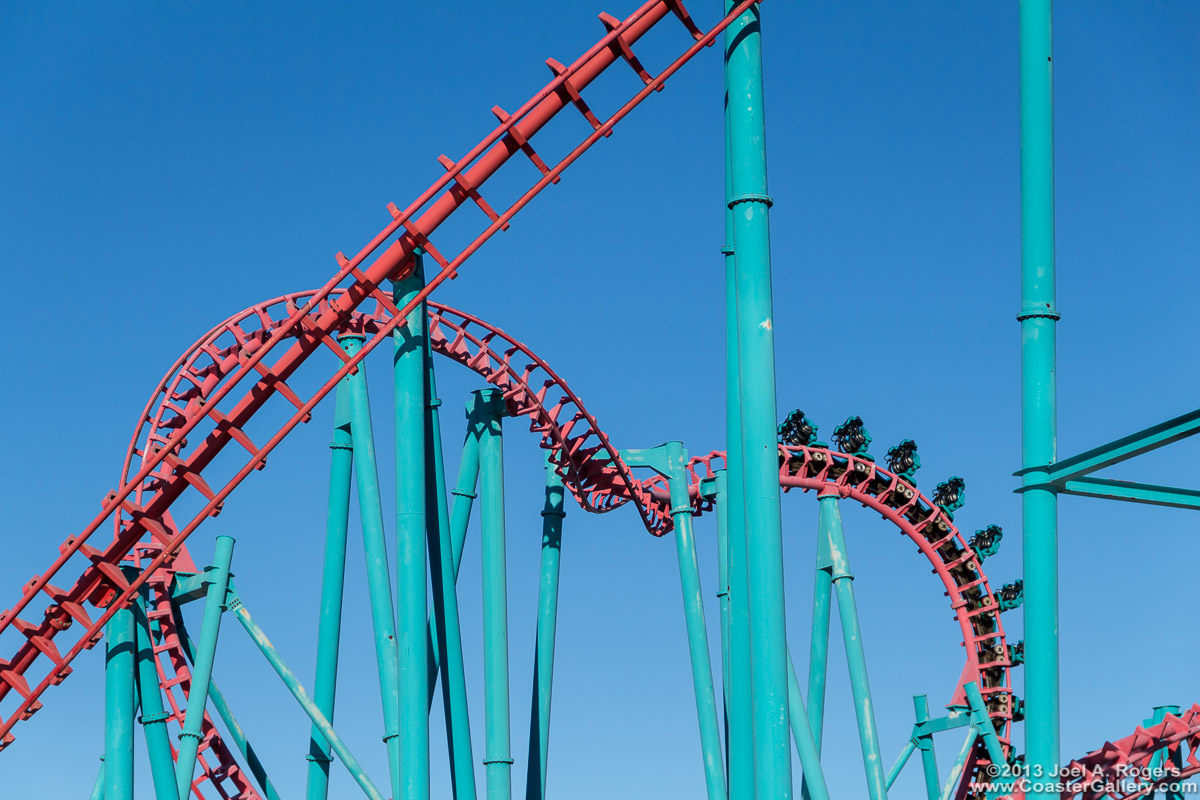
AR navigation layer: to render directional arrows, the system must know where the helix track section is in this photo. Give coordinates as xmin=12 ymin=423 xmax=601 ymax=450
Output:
xmin=0 ymin=0 xmax=761 ymax=749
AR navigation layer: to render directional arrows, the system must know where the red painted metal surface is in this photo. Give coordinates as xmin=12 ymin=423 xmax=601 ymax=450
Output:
xmin=0 ymin=0 xmax=759 ymax=750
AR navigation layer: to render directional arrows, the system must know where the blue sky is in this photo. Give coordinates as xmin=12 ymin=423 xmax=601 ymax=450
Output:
xmin=2 ymin=1 xmax=1199 ymax=798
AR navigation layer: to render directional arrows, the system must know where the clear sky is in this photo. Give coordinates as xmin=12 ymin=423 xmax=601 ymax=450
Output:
xmin=2 ymin=2 xmax=1199 ymax=798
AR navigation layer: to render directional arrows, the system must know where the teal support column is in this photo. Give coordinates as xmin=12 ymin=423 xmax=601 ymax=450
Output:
xmin=474 ymin=389 xmax=513 ymax=800
xmin=395 ymin=252 xmax=431 ymax=800
xmin=90 ymin=759 xmax=105 ymax=800
xmin=172 ymin=606 xmax=281 ymax=800
xmin=343 ymin=333 xmax=403 ymax=800
xmin=448 ymin=427 xmax=482 ymax=578
xmin=725 ymin=5 xmax=790 ymax=797
xmin=132 ymin=595 xmax=182 ymax=800
xmin=425 ymin=323 xmax=477 ymax=800
xmin=1019 ymin=2 xmax=1060 ymax=794
xmin=805 ymin=522 xmax=832 ymax=754
xmin=939 ymin=727 xmax=979 ymax=800
xmin=623 ymin=443 xmax=725 ymax=800
xmin=104 ymin=602 xmax=136 ymax=800
xmin=784 ymin=651 xmax=830 ymax=800
xmin=713 ymin=470 xmax=732 ymax=729
xmin=913 ymin=696 xmax=941 ymax=800
xmin=1146 ymin=706 xmax=1184 ymax=800
xmin=176 ymin=535 xmax=235 ymax=800
xmin=306 ymin=374 xmax=354 ymax=800
xmin=229 ymin=592 xmax=387 ymax=800
xmin=525 ymin=456 xmax=566 ymax=800
xmin=819 ymin=496 xmax=887 ymax=799
xmin=884 ymin=740 xmax=918 ymax=791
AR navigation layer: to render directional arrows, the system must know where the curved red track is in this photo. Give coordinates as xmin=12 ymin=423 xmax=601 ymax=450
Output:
xmin=110 ymin=289 xmax=1018 ymax=796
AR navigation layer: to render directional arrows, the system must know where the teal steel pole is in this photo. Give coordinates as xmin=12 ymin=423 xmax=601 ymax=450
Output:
xmin=713 ymin=470 xmax=731 ymax=731
xmin=343 ymin=333 xmax=403 ymax=800
xmin=176 ymin=535 xmax=236 ymax=800
xmin=132 ymin=595 xmax=182 ymax=800
xmin=1019 ymin=1 xmax=1060 ymax=794
xmin=784 ymin=651 xmax=830 ymax=800
xmin=725 ymin=5 xmax=790 ymax=796
xmin=525 ymin=456 xmax=566 ymax=800
xmin=307 ymin=373 xmax=354 ymax=800
xmin=884 ymin=740 xmax=918 ymax=791
xmin=90 ymin=759 xmax=105 ymax=800
xmin=395 ymin=253 xmax=431 ymax=800
xmin=424 ymin=322 xmax=477 ymax=800
xmin=805 ymin=521 xmax=832 ymax=753
xmin=474 ymin=389 xmax=513 ymax=800
xmin=913 ymin=695 xmax=941 ymax=800
xmin=173 ymin=606 xmax=282 ymax=800
xmin=723 ymin=6 xmax=753 ymax=797
xmin=228 ymin=592 xmax=387 ymax=800
xmin=939 ymin=728 xmax=979 ymax=800
xmin=666 ymin=442 xmax=726 ymax=800
xmin=819 ymin=496 xmax=887 ymax=799
xmin=104 ymin=601 xmax=136 ymax=800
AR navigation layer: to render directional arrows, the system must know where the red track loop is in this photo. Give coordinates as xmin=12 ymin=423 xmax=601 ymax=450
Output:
xmin=103 ymin=289 xmax=1017 ymax=797
xmin=0 ymin=0 xmax=758 ymax=750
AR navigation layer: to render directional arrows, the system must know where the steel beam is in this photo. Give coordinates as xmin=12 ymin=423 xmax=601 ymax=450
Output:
xmin=343 ymin=333 xmax=403 ymax=800
xmin=1057 ymin=478 xmax=1200 ymax=510
xmin=395 ymin=253 xmax=431 ymax=800
xmin=474 ymin=389 xmax=514 ymax=800
xmin=307 ymin=370 xmax=354 ymax=800
xmin=132 ymin=594 xmax=183 ymax=800
xmin=1019 ymin=1 xmax=1060 ymax=793
xmin=725 ymin=4 xmax=790 ymax=796
xmin=525 ymin=456 xmax=566 ymax=800
xmin=104 ymin=601 xmax=136 ymax=800
xmin=175 ymin=535 xmax=235 ymax=800
xmin=229 ymin=591 xmax=386 ymax=800
xmin=1041 ymin=408 xmax=1200 ymax=483
xmin=425 ymin=313 xmax=477 ymax=800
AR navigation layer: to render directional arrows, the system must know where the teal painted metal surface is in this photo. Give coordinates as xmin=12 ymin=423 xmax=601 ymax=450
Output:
xmin=939 ymin=727 xmax=979 ymax=800
xmin=819 ymin=496 xmax=887 ymax=799
xmin=784 ymin=651 xmax=830 ymax=800
xmin=132 ymin=595 xmax=182 ymax=800
xmin=307 ymin=369 xmax=354 ymax=800
xmin=343 ymin=333 xmax=403 ymax=800
xmin=627 ymin=442 xmax=726 ymax=800
xmin=913 ymin=695 xmax=941 ymax=800
xmin=964 ymin=683 xmax=1007 ymax=768
xmin=1019 ymin=0 xmax=1060 ymax=793
xmin=525 ymin=455 xmax=566 ymax=800
xmin=724 ymin=169 xmax=754 ymax=800
xmin=395 ymin=254 xmax=431 ymax=800
xmin=1145 ymin=706 xmax=1184 ymax=800
xmin=474 ymin=389 xmax=514 ymax=800
xmin=713 ymin=470 xmax=731 ymax=732
xmin=1058 ymin=478 xmax=1200 ymax=510
xmin=884 ymin=739 xmax=917 ymax=791
xmin=424 ymin=321 xmax=477 ymax=800
xmin=175 ymin=535 xmax=235 ymax=800
xmin=173 ymin=604 xmax=282 ymax=800
xmin=90 ymin=759 xmax=105 ymax=800
xmin=1044 ymin=407 xmax=1200 ymax=483
xmin=228 ymin=591 xmax=386 ymax=800
xmin=725 ymin=4 xmax=790 ymax=796
xmin=104 ymin=601 xmax=136 ymax=800
xmin=806 ymin=508 xmax=833 ymax=753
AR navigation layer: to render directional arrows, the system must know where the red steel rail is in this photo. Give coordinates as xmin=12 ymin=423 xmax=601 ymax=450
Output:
xmin=0 ymin=0 xmax=762 ymax=747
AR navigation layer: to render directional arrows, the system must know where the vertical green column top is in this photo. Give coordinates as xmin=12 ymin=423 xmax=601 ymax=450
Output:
xmin=394 ymin=252 xmax=431 ymax=800
xmin=473 ymin=388 xmax=514 ymax=800
xmin=724 ymin=3 xmax=791 ymax=798
xmin=104 ymin=601 xmax=137 ymax=800
xmin=1019 ymin=1 xmax=1060 ymax=794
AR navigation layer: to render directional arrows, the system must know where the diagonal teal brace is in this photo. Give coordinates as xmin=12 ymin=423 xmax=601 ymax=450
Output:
xmin=622 ymin=443 xmax=725 ymax=800
xmin=1056 ymin=478 xmax=1200 ymax=510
